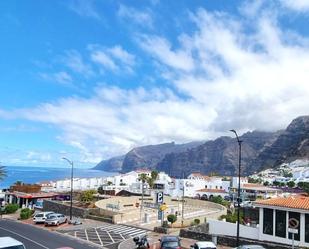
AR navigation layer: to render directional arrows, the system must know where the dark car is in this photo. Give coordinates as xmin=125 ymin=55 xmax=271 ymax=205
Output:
xmin=159 ymin=236 xmax=181 ymax=249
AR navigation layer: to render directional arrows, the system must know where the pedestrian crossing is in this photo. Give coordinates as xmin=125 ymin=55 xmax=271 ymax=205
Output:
xmin=97 ymin=223 xmax=148 ymax=237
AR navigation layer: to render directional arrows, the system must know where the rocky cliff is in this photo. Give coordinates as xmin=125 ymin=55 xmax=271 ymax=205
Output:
xmin=94 ymin=116 xmax=309 ymax=176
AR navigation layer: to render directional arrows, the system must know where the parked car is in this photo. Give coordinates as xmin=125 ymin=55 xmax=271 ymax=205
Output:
xmin=191 ymin=241 xmax=216 ymax=249
xmin=44 ymin=213 xmax=67 ymax=226
xmin=159 ymin=236 xmax=181 ymax=249
xmin=0 ymin=236 xmax=26 ymax=249
xmin=190 ymin=241 xmax=217 ymax=249
xmin=33 ymin=211 xmax=54 ymax=224
xmin=234 ymin=245 xmax=266 ymax=249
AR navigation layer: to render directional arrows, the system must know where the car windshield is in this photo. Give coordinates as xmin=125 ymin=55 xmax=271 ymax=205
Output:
xmin=2 ymin=246 xmax=25 ymax=249
xmin=47 ymin=215 xmax=56 ymax=219
xmin=35 ymin=214 xmax=43 ymax=217
xmin=162 ymin=241 xmax=179 ymax=248
xmin=200 ymin=247 xmax=216 ymax=249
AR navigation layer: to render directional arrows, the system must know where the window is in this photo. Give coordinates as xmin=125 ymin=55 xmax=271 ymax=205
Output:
xmin=275 ymin=210 xmax=286 ymax=238
xmin=305 ymin=214 xmax=309 ymax=243
xmin=263 ymin=208 xmax=273 ymax=235
xmin=205 ymin=185 xmax=208 ymax=189
xmin=288 ymin=212 xmax=300 ymax=241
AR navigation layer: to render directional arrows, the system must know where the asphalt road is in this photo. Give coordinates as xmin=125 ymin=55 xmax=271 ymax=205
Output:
xmin=0 ymin=219 xmax=101 ymax=249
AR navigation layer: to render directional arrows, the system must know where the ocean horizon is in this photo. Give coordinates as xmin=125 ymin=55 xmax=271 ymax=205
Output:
xmin=0 ymin=166 xmax=116 ymax=189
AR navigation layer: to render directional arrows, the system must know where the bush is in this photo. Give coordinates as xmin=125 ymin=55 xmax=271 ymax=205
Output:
xmin=4 ymin=204 xmax=19 ymax=214
xmin=167 ymin=214 xmax=177 ymax=225
xmin=194 ymin=218 xmax=200 ymax=225
xmin=79 ymin=190 xmax=97 ymax=202
xmin=20 ymin=208 xmax=32 ymax=220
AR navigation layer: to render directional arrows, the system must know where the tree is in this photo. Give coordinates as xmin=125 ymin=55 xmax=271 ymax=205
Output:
xmin=79 ymin=190 xmax=97 ymax=202
xmin=263 ymin=181 xmax=269 ymax=186
xmin=297 ymin=182 xmax=309 ymax=194
xmin=287 ymin=181 xmax=295 ymax=188
xmin=167 ymin=214 xmax=177 ymax=227
xmin=138 ymin=173 xmax=148 ymax=183
xmin=272 ymin=181 xmax=280 ymax=186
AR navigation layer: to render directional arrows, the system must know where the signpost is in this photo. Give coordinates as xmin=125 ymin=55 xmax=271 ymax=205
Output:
xmin=288 ymin=218 xmax=299 ymax=249
xmin=156 ymin=192 xmax=164 ymax=204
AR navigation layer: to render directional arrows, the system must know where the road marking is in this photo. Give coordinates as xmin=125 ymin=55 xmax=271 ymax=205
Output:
xmin=94 ymin=229 xmax=104 ymax=246
xmin=0 ymin=226 xmax=49 ymax=249
xmin=85 ymin=229 xmax=89 ymax=241
xmin=106 ymin=230 xmax=115 ymax=243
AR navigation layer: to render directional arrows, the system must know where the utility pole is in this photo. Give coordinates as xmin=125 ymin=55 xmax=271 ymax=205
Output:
xmin=230 ymin=130 xmax=242 ymax=247
xmin=62 ymin=157 xmax=74 ymax=221
xmin=140 ymin=180 xmax=145 ymax=222
xmin=181 ymin=173 xmax=185 ymax=226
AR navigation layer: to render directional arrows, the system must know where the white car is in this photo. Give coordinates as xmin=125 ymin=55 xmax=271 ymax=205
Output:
xmin=0 ymin=236 xmax=26 ymax=249
xmin=33 ymin=211 xmax=54 ymax=224
xmin=44 ymin=213 xmax=67 ymax=226
xmin=191 ymin=241 xmax=217 ymax=249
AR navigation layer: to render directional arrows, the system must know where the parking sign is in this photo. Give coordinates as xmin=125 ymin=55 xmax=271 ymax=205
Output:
xmin=156 ymin=192 xmax=164 ymax=203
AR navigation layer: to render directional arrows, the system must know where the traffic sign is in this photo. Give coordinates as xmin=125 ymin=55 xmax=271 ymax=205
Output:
xmin=289 ymin=218 xmax=299 ymax=229
xmin=156 ymin=192 xmax=164 ymax=203
xmin=288 ymin=228 xmax=298 ymax=234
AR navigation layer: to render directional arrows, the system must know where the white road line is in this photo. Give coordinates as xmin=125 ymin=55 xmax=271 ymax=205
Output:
xmin=106 ymin=231 xmax=115 ymax=243
xmin=74 ymin=231 xmax=77 ymax=237
xmin=118 ymin=227 xmax=140 ymax=233
xmin=127 ymin=230 xmax=147 ymax=237
xmin=94 ymin=229 xmax=103 ymax=246
xmin=0 ymin=226 xmax=49 ymax=249
xmin=106 ymin=226 xmax=133 ymax=233
xmin=85 ymin=229 xmax=89 ymax=241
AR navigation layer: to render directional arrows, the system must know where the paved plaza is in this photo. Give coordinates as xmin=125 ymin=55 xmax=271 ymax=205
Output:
xmin=60 ymin=223 xmax=149 ymax=248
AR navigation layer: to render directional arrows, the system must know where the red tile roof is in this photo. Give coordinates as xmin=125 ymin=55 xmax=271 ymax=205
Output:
xmin=255 ymin=196 xmax=309 ymax=210
xmin=11 ymin=191 xmax=58 ymax=199
xmin=197 ymin=188 xmax=227 ymax=193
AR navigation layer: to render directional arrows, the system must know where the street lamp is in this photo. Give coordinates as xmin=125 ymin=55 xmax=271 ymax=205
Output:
xmin=230 ymin=129 xmax=242 ymax=247
xmin=62 ymin=157 xmax=73 ymax=221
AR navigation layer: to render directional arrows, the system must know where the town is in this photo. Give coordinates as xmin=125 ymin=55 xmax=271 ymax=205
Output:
xmin=1 ymin=158 xmax=309 ymax=248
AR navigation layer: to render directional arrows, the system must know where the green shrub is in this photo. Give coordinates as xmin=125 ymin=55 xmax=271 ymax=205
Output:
xmin=20 ymin=208 xmax=32 ymax=220
xmin=4 ymin=204 xmax=19 ymax=214
xmin=167 ymin=214 xmax=177 ymax=225
xmin=194 ymin=218 xmax=200 ymax=225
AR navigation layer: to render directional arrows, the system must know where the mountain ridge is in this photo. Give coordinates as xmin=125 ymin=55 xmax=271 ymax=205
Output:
xmin=94 ymin=115 xmax=309 ymax=177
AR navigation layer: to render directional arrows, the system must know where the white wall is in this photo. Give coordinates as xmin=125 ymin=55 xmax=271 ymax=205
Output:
xmin=208 ymin=219 xmax=259 ymax=240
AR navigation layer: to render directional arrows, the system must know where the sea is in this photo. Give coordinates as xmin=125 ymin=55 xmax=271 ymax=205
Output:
xmin=0 ymin=166 xmax=115 ymax=189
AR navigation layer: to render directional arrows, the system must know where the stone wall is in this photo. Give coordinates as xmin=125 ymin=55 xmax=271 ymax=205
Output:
xmin=43 ymin=200 xmax=99 ymax=218
xmin=179 ymin=226 xmax=296 ymax=249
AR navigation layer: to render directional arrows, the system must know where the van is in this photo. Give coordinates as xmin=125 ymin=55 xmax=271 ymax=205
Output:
xmin=33 ymin=211 xmax=54 ymax=224
xmin=0 ymin=236 xmax=26 ymax=249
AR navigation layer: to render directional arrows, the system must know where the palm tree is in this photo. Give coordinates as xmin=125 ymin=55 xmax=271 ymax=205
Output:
xmin=138 ymin=173 xmax=148 ymax=183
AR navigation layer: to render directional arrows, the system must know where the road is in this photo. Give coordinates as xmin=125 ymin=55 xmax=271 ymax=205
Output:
xmin=0 ymin=219 xmax=100 ymax=249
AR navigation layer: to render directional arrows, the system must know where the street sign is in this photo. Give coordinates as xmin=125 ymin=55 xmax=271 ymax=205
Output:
xmin=288 ymin=228 xmax=298 ymax=234
xmin=289 ymin=218 xmax=299 ymax=229
xmin=156 ymin=192 xmax=164 ymax=204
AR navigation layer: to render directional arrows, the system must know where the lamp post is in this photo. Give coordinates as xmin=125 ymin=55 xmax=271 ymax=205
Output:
xmin=230 ymin=129 xmax=242 ymax=247
xmin=62 ymin=157 xmax=73 ymax=221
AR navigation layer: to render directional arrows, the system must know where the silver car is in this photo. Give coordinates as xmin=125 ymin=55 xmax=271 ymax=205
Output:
xmin=44 ymin=213 xmax=67 ymax=226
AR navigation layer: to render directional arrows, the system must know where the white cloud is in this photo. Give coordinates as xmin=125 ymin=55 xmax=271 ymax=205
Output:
xmin=62 ymin=50 xmax=94 ymax=77
xmin=68 ymin=0 xmax=101 ymax=20
xmin=281 ymin=0 xmax=309 ymax=11
xmin=40 ymin=71 xmax=73 ymax=85
xmin=138 ymin=35 xmax=194 ymax=71
xmin=2 ymin=5 xmax=309 ymax=163
xmin=89 ymin=45 xmax=136 ymax=73
xmin=117 ymin=4 xmax=153 ymax=28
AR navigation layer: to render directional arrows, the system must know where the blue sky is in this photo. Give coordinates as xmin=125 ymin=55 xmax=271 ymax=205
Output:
xmin=1 ymin=0 xmax=309 ymax=168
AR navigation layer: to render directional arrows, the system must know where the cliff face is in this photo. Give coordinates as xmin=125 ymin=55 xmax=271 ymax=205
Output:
xmin=93 ymin=155 xmax=125 ymax=172
xmin=251 ymin=116 xmax=309 ymax=171
xmin=94 ymin=116 xmax=309 ymax=176
xmin=157 ymin=131 xmax=279 ymax=177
